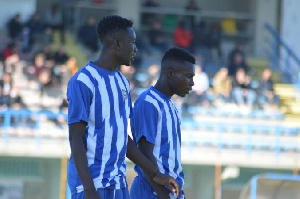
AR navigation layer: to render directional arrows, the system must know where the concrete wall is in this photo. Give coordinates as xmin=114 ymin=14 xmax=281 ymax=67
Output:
xmin=253 ymin=0 xmax=280 ymax=57
xmin=280 ymin=0 xmax=300 ymax=82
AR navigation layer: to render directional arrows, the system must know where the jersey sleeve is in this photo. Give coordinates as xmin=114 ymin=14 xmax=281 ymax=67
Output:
xmin=67 ymin=77 xmax=93 ymax=124
xmin=131 ymin=100 xmax=158 ymax=145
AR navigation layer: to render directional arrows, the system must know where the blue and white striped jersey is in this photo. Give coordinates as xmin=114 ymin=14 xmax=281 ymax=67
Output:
xmin=67 ymin=61 xmax=131 ymax=195
xmin=131 ymin=86 xmax=185 ymax=198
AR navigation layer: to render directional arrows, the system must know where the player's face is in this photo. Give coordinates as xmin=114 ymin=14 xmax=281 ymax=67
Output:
xmin=170 ymin=62 xmax=195 ymax=97
xmin=118 ymin=28 xmax=138 ymax=66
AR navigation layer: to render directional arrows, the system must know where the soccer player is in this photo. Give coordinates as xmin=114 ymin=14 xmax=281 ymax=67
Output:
xmin=130 ymin=47 xmax=196 ymax=199
xmin=67 ymin=15 xmax=180 ymax=199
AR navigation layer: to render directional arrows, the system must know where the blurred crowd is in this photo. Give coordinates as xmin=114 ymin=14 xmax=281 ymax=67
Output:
xmin=0 ymin=1 xmax=282 ymax=129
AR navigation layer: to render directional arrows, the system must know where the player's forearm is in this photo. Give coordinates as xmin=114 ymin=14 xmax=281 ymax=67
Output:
xmin=126 ymin=135 xmax=158 ymax=178
xmin=145 ymin=173 xmax=170 ymax=199
xmin=71 ymin=139 xmax=96 ymax=192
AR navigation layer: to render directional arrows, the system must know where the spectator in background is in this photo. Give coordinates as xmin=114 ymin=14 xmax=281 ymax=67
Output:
xmin=54 ymin=45 xmax=69 ymax=65
xmin=2 ymin=42 xmax=20 ymax=73
xmin=0 ymin=73 xmax=13 ymax=93
xmin=185 ymin=65 xmax=210 ymax=107
xmin=213 ymin=67 xmax=232 ymax=104
xmin=66 ymin=56 xmax=78 ymax=77
xmin=132 ymin=32 xmax=150 ymax=69
xmin=228 ymin=42 xmax=245 ymax=67
xmin=142 ymin=0 xmax=160 ymax=25
xmin=55 ymin=98 xmax=68 ymax=128
xmin=232 ymin=68 xmax=256 ymax=110
xmin=257 ymin=68 xmax=280 ymax=111
xmin=192 ymin=21 xmax=207 ymax=56
xmin=144 ymin=0 xmax=159 ymax=7
xmin=2 ymin=43 xmax=18 ymax=62
xmin=38 ymin=45 xmax=54 ymax=61
xmin=52 ymin=46 xmax=69 ymax=84
xmin=185 ymin=0 xmax=200 ymax=28
xmin=185 ymin=0 xmax=200 ymax=11
xmin=148 ymin=20 xmax=169 ymax=53
xmin=0 ymin=86 xmax=11 ymax=109
xmin=7 ymin=14 xmax=23 ymax=41
xmin=77 ymin=16 xmax=99 ymax=56
xmin=10 ymin=85 xmax=26 ymax=109
xmin=25 ymin=12 xmax=48 ymax=49
xmin=174 ymin=21 xmax=194 ymax=53
xmin=207 ymin=23 xmax=222 ymax=61
xmin=45 ymin=2 xmax=65 ymax=44
xmin=119 ymin=64 xmax=137 ymax=85
xmin=227 ymin=50 xmax=249 ymax=77
xmin=144 ymin=64 xmax=160 ymax=88
xmin=27 ymin=53 xmax=51 ymax=105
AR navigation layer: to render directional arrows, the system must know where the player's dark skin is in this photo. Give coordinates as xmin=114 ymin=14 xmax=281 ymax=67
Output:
xmin=69 ymin=27 xmax=181 ymax=199
xmin=136 ymin=60 xmax=195 ymax=198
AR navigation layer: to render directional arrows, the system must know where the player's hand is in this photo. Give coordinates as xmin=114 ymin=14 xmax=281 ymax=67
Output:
xmin=85 ymin=189 xmax=102 ymax=199
xmin=153 ymin=172 xmax=181 ymax=197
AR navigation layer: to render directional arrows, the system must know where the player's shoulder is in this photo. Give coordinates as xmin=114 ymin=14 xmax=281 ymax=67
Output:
xmin=135 ymin=87 xmax=161 ymax=107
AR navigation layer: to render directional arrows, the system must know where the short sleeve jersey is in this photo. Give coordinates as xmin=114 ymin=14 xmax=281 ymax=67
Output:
xmin=131 ymin=86 xmax=185 ymax=198
xmin=67 ymin=61 xmax=132 ymax=194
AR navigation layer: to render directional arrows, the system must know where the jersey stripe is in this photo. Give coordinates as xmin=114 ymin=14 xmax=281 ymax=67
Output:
xmin=67 ymin=62 xmax=129 ymax=194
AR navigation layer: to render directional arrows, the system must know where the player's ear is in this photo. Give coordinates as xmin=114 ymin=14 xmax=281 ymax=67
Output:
xmin=107 ymin=36 xmax=121 ymax=50
xmin=165 ymin=67 xmax=174 ymax=79
xmin=113 ymin=39 xmax=121 ymax=49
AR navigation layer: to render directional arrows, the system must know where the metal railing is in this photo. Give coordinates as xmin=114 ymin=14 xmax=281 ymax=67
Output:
xmin=265 ymin=23 xmax=300 ymax=84
xmin=181 ymin=118 xmax=300 ymax=155
xmin=1 ymin=109 xmax=300 ymax=156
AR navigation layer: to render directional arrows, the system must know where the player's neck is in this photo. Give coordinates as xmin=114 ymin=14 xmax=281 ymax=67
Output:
xmin=93 ymin=51 xmax=119 ymax=71
xmin=154 ymin=79 xmax=173 ymax=97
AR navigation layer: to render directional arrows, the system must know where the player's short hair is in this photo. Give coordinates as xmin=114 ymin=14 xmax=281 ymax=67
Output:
xmin=97 ymin=15 xmax=133 ymax=43
xmin=161 ymin=47 xmax=196 ymax=69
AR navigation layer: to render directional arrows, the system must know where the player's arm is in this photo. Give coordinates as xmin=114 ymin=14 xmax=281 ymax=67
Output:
xmin=69 ymin=122 xmax=101 ymax=199
xmin=137 ymin=136 xmax=171 ymax=199
xmin=126 ymin=136 xmax=180 ymax=197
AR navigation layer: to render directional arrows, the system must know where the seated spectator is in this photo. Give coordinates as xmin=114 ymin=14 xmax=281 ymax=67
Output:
xmin=144 ymin=64 xmax=160 ymax=88
xmin=228 ymin=42 xmax=245 ymax=67
xmin=185 ymin=0 xmax=200 ymax=28
xmin=2 ymin=42 xmax=20 ymax=73
xmin=0 ymin=87 xmax=11 ymax=109
xmin=10 ymin=85 xmax=26 ymax=109
xmin=213 ymin=67 xmax=232 ymax=104
xmin=7 ymin=14 xmax=23 ymax=42
xmin=27 ymin=53 xmax=51 ymax=104
xmin=0 ymin=73 xmax=13 ymax=93
xmin=44 ymin=2 xmax=65 ymax=44
xmin=25 ymin=12 xmax=48 ymax=49
xmin=192 ymin=21 xmax=207 ymax=55
xmin=227 ymin=50 xmax=249 ymax=77
xmin=257 ymin=68 xmax=280 ymax=111
xmin=185 ymin=0 xmax=199 ymax=11
xmin=119 ymin=64 xmax=136 ymax=85
xmin=207 ymin=23 xmax=222 ymax=61
xmin=185 ymin=65 xmax=210 ymax=107
xmin=231 ymin=68 xmax=256 ymax=110
xmin=66 ymin=57 xmax=78 ymax=77
xmin=148 ymin=20 xmax=169 ymax=53
xmin=144 ymin=0 xmax=159 ymax=7
xmin=38 ymin=45 xmax=54 ymax=61
xmin=55 ymin=98 xmax=68 ymax=128
xmin=77 ymin=16 xmax=99 ymax=55
xmin=54 ymin=45 xmax=69 ymax=65
xmin=174 ymin=21 xmax=194 ymax=53
xmin=142 ymin=0 xmax=160 ymax=25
